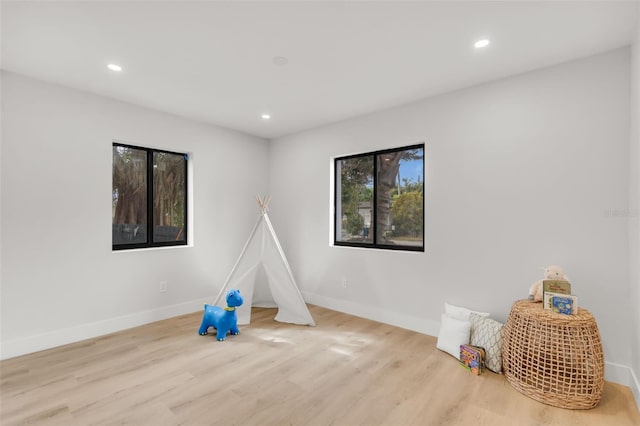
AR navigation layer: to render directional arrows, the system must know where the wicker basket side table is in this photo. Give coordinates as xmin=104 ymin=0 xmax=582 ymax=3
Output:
xmin=502 ymin=300 xmax=604 ymax=409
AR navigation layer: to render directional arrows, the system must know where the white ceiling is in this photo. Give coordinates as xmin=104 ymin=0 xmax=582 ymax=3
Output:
xmin=2 ymin=1 xmax=638 ymax=139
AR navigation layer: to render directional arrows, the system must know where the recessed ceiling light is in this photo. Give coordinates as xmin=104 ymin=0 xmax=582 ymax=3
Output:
xmin=474 ymin=39 xmax=490 ymax=49
xmin=107 ymin=63 xmax=123 ymax=72
xmin=272 ymin=56 xmax=288 ymax=66
xmin=261 ymin=114 xmax=271 ymax=120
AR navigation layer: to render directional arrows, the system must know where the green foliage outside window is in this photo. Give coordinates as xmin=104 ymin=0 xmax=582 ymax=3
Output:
xmin=336 ymin=144 xmax=424 ymax=251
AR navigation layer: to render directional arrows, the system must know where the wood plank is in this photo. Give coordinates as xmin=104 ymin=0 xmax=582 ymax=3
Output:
xmin=1 ymin=305 xmax=638 ymax=425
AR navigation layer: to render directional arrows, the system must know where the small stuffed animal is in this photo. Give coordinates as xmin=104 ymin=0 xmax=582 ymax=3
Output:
xmin=198 ymin=289 xmax=244 ymax=341
xmin=529 ymin=265 xmax=569 ymax=302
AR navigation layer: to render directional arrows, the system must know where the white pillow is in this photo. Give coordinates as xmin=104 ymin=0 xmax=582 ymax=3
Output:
xmin=445 ymin=302 xmax=490 ymax=322
xmin=436 ymin=313 xmax=471 ymax=360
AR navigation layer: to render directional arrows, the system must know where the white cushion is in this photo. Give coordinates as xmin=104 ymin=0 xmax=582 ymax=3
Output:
xmin=445 ymin=302 xmax=490 ymax=322
xmin=470 ymin=313 xmax=504 ymax=373
xmin=436 ymin=313 xmax=471 ymax=360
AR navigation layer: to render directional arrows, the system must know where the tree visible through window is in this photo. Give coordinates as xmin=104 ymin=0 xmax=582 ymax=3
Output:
xmin=112 ymin=143 xmax=187 ymax=250
xmin=335 ymin=144 xmax=424 ymax=251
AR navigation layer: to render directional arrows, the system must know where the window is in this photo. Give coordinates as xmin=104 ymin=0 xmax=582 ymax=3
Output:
xmin=335 ymin=144 xmax=424 ymax=251
xmin=112 ymin=143 xmax=188 ymax=250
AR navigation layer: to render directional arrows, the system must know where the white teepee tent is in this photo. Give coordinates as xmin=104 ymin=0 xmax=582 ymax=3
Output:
xmin=213 ymin=197 xmax=315 ymax=326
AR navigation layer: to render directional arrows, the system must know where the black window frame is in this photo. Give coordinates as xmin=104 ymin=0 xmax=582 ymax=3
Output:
xmin=334 ymin=143 xmax=424 ymax=252
xmin=112 ymin=142 xmax=188 ymax=251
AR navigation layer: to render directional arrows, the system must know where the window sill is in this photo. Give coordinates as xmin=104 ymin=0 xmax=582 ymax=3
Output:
xmin=112 ymin=244 xmax=193 ymax=253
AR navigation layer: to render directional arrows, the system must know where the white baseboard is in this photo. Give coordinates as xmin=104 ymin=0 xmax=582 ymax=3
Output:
xmin=605 ymin=361 xmax=640 ymax=410
xmin=0 ymin=297 xmax=210 ymax=361
xmin=302 ymin=291 xmax=441 ymax=337
xmin=304 ymin=290 xmax=640 ymax=407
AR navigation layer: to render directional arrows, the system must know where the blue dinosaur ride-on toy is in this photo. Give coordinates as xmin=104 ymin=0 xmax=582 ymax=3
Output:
xmin=198 ymin=289 xmax=244 ymax=341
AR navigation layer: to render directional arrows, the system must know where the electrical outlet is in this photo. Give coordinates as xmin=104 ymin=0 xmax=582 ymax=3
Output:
xmin=159 ymin=281 xmax=167 ymax=293
xmin=341 ymin=277 xmax=348 ymax=289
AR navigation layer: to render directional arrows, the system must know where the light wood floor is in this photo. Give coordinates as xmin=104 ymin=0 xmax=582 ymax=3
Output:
xmin=1 ymin=305 xmax=639 ymax=426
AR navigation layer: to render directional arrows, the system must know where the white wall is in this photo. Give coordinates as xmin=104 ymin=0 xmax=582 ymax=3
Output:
xmin=0 ymin=71 xmax=269 ymax=358
xmin=1 ymin=46 xmax=637 ymax=396
xmin=629 ymin=12 xmax=640 ymax=406
xmin=269 ymin=49 xmax=633 ymax=379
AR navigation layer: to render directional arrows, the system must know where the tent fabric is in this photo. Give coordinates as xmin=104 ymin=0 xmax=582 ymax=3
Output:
xmin=213 ymin=210 xmax=315 ymax=327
